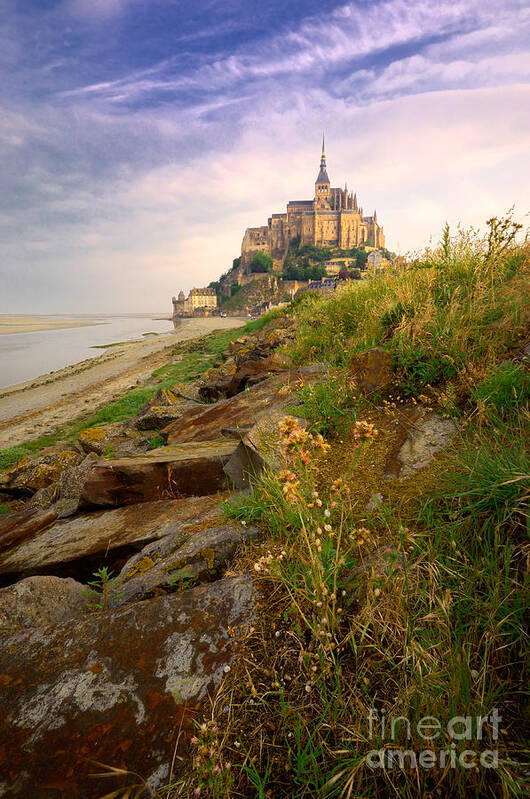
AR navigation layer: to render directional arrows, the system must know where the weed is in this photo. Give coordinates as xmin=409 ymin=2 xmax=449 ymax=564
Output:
xmin=84 ymin=567 xmax=123 ymax=611
xmin=189 ymin=720 xmax=233 ymax=797
xmin=148 ymin=434 xmax=166 ymax=450
xmin=289 ymin=371 xmax=361 ymax=435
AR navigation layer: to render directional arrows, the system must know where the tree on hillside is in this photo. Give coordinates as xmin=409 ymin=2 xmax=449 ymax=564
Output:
xmin=355 ymin=249 xmax=368 ymax=270
xmin=250 ymin=252 xmax=274 ymax=273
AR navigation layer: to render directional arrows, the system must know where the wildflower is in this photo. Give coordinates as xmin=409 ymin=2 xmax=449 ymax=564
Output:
xmin=224 ymin=665 xmax=231 ymax=673
xmin=324 ymin=508 xmax=331 ymax=518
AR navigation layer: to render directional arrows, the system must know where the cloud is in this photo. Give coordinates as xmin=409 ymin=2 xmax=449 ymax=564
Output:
xmin=0 ymin=0 xmax=529 ymax=312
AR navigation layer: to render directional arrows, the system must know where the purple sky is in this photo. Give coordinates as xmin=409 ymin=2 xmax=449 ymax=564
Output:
xmin=1 ymin=0 xmax=529 ymax=312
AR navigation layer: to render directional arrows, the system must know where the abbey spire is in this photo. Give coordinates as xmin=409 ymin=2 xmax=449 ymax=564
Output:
xmin=315 ymin=132 xmax=330 ymax=187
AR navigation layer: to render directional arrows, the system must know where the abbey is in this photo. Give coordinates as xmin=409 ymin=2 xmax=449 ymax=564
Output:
xmin=241 ymin=139 xmax=385 ymax=267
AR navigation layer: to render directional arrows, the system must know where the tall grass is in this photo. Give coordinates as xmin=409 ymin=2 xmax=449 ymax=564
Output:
xmin=289 ymin=213 xmax=529 ymax=396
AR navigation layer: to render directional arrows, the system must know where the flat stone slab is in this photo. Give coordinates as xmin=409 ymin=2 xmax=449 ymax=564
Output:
xmin=0 ymin=575 xmax=254 ymax=798
xmin=79 ymin=441 xmax=237 ymax=507
xmin=0 ymin=495 xmax=222 ymax=576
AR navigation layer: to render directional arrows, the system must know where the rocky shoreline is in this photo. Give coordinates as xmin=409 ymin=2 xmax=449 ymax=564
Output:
xmin=0 ymin=315 xmax=311 ymax=796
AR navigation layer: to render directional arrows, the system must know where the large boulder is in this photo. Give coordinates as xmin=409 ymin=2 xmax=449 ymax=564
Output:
xmin=131 ymin=402 xmax=195 ymax=432
xmin=0 ymin=495 xmax=223 ymax=576
xmin=198 ymin=353 xmax=287 ymax=401
xmin=0 ymin=576 xmax=87 ymax=632
xmin=25 ymin=453 xmax=99 ymax=517
xmin=0 ymin=451 xmax=82 ymax=496
xmin=110 ymin=522 xmax=261 ymax=606
xmin=78 ymin=441 xmax=238 ymax=508
xmin=0 ymin=575 xmax=255 ymax=798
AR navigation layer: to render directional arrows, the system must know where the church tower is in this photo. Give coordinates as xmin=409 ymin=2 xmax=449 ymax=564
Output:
xmin=315 ymin=134 xmax=330 ymax=207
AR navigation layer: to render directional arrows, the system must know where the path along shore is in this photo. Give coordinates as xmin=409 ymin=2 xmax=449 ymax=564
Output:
xmin=0 ymin=317 xmax=245 ymax=449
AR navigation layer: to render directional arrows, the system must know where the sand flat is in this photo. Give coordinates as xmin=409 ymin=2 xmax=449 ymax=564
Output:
xmin=0 ymin=315 xmax=98 ymax=335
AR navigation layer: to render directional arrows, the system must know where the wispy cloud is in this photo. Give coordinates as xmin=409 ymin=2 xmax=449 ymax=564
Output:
xmin=1 ymin=0 xmax=529 ymax=312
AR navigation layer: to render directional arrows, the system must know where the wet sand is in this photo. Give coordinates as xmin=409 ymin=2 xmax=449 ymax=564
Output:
xmin=0 ymin=315 xmax=99 ymax=335
xmin=0 ymin=317 xmax=245 ymax=449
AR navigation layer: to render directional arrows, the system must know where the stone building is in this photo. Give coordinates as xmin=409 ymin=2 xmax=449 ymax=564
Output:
xmin=172 ymin=287 xmax=218 ymax=318
xmin=241 ymin=138 xmax=385 ymax=267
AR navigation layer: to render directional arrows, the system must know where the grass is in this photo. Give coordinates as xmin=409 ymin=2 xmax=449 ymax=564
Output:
xmin=173 ymin=215 xmax=529 ymax=798
xmin=471 ymin=362 xmax=530 ymax=421
xmin=288 ymin=212 xmax=529 ymax=397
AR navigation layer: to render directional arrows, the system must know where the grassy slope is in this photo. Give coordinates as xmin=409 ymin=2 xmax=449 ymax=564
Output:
xmin=181 ymin=216 xmax=529 ymax=798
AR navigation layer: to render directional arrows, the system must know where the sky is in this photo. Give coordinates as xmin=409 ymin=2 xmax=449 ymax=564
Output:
xmin=1 ymin=0 xmax=529 ymax=313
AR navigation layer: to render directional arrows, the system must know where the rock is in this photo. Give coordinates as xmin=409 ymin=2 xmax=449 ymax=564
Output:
xmin=165 ymin=367 xmax=324 ymax=445
xmin=110 ymin=522 xmax=261 ymax=605
xmin=199 ymin=353 xmax=287 ymax=401
xmin=0 ymin=495 xmax=222 ymax=576
xmin=145 ymin=386 xmax=181 ymax=407
xmin=51 ymin=453 xmax=99 ymax=518
xmin=349 ymin=347 xmax=393 ymax=394
xmin=397 ymin=412 xmax=457 ymax=478
xmin=131 ymin=400 xmax=197 ymax=432
xmin=0 ymin=450 xmax=82 ymax=496
xmin=226 ymin=353 xmax=288 ymax=396
xmin=0 ymin=509 xmax=58 ymax=554
xmin=78 ymin=423 xmax=124 ymax=455
xmin=79 ymin=441 xmax=238 ymax=508
xmin=366 ymin=492 xmax=384 ymax=511
xmin=0 ymin=576 xmax=87 ymax=632
xmin=0 ymin=575 xmax=254 ymax=798
xmin=198 ymin=369 xmax=236 ymax=402
xmin=78 ymin=423 xmax=151 ymax=456
xmin=223 ymin=410 xmax=288 ymax=488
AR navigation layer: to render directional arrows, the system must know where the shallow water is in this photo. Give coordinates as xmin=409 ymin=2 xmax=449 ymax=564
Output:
xmin=0 ymin=315 xmax=174 ymax=389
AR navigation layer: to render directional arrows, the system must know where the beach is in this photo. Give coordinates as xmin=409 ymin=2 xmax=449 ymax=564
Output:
xmin=0 ymin=316 xmax=245 ymax=448
xmin=0 ymin=315 xmax=99 ymax=335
